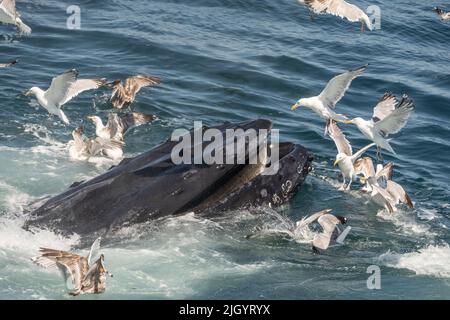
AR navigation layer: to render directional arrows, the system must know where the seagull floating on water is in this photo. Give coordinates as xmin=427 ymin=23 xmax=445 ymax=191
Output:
xmin=25 ymin=69 xmax=107 ymax=124
xmin=108 ymin=75 xmax=161 ymax=109
xmin=345 ymin=92 xmax=415 ymax=157
xmin=32 ymin=238 xmax=113 ymax=296
xmin=0 ymin=59 xmax=17 ymax=68
xmin=433 ymin=7 xmax=450 ymax=20
xmin=295 ymin=209 xmax=351 ymax=253
xmin=0 ymin=0 xmax=31 ymax=34
xmin=88 ymin=112 xmax=156 ymax=142
xmin=328 ymin=121 xmax=375 ymax=190
xmin=299 ymin=0 xmax=373 ymax=32
xmin=291 ymin=64 xmax=367 ymax=136
xmin=68 ymin=126 xmax=124 ymax=160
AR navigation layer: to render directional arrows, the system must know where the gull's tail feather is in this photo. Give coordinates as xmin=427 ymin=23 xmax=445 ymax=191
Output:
xmin=16 ymin=19 xmax=32 ymax=34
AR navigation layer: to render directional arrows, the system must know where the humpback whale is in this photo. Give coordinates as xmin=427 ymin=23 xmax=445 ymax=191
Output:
xmin=25 ymin=119 xmax=313 ymax=236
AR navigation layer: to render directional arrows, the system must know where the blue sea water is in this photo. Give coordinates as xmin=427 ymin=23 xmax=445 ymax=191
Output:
xmin=0 ymin=0 xmax=449 ymax=299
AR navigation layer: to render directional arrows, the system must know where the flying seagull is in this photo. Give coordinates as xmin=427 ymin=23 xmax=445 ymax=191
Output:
xmin=345 ymin=92 xmax=415 ymax=157
xmin=291 ymin=64 xmax=367 ymax=136
xmin=295 ymin=209 xmax=351 ymax=254
xmin=0 ymin=59 xmax=17 ymax=68
xmin=108 ymin=75 xmax=161 ymax=109
xmin=433 ymin=7 xmax=450 ymax=20
xmin=328 ymin=121 xmax=375 ymax=190
xmin=88 ymin=112 xmax=156 ymax=142
xmin=25 ymin=69 xmax=107 ymax=124
xmin=299 ymin=0 xmax=373 ymax=32
xmin=0 ymin=0 xmax=32 ymax=34
xmin=32 ymin=238 xmax=113 ymax=296
xmin=68 ymin=126 xmax=124 ymax=160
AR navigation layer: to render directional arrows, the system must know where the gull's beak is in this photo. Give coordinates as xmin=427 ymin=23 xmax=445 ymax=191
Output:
xmin=344 ymin=120 xmax=354 ymax=125
xmin=360 ymin=177 xmax=367 ymax=184
xmin=291 ymin=102 xmax=300 ymax=110
xmin=333 ymin=159 xmax=339 ymax=167
xmin=87 ymin=116 xmax=94 ymax=121
xmin=24 ymin=90 xmax=32 ymax=97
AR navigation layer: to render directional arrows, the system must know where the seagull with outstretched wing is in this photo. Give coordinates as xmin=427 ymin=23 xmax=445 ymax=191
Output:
xmin=25 ymin=69 xmax=107 ymax=124
xmin=0 ymin=0 xmax=31 ymax=34
xmin=88 ymin=112 xmax=156 ymax=142
xmin=299 ymin=0 xmax=373 ymax=32
xmin=108 ymin=75 xmax=161 ymax=109
xmin=328 ymin=121 xmax=375 ymax=190
xmin=345 ymin=92 xmax=415 ymax=157
xmin=291 ymin=64 xmax=367 ymax=136
xmin=32 ymin=237 xmax=112 ymax=296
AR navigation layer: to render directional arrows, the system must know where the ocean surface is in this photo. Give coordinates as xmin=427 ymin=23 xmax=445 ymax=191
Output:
xmin=0 ymin=0 xmax=449 ymax=299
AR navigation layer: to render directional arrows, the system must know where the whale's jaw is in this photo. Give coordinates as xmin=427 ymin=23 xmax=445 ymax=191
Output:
xmin=25 ymin=119 xmax=313 ymax=237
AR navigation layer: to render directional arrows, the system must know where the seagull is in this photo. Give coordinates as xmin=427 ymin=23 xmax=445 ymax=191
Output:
xmin=32 ymin=237 xmax=113 ymax=296
xmin=344 ymin=92 xmax=415 ymax=157
xmin=87 ymin=112 xmax=156 ymax=142
xmin=108 ymin=75 xmax=161 ymax=109
xmin=291 ymin=64 xmax=368 ymax=136
xmin=25 ymin=69 xmax=107 ymax=124
xmin=0 ymin=59 xmax=17 ymax=68
xmin=328 ymin=121 xmax=375 ymax=190
xmin=295 ymin=209 xmax=351 ymax=254
xmin=0 ymin=0 xmax=31 ymax=34
xmin=300 ymin=0 xmax=373 ymax=32
xmin=364 ymin=177 xmax=414 ymax=214
xmin=433 ymin=7 xmax=450 ymax=20
xmin=354 ymin=157 xmax=393 ymax=192
xmin=68 ymin=126 xmax=124 ymax=160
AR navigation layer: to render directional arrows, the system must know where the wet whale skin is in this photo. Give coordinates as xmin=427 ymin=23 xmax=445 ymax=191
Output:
xmin=26 ymin=119 xmax=313 ymax=235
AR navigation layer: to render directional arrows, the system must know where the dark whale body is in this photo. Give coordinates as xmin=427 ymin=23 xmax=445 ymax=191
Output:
xmin=26 ymin=119 xmax=313 ymax=236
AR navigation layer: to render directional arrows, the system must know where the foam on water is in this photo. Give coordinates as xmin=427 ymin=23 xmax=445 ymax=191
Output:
xmin=379 ymin=245 xmax=450 ymax=278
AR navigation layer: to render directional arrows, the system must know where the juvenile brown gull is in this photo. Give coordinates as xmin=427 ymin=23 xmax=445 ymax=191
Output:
xmin=108 ymin=75 xmax=161 ymax=109
xmin=32 ymin=238 xmax=113 ymax=296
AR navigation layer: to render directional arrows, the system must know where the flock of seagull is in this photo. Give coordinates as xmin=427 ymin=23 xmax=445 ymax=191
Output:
xmin=0 ymin=0 xmax=445 ymax=296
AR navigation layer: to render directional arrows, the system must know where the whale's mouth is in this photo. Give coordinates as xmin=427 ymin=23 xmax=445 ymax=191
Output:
xmin=26 ymin=119 xmax=312 ymax=236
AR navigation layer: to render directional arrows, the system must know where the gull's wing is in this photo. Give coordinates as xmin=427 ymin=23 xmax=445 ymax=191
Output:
xmin=328 ymin=121 xmax=352 ymax=156
xmin=305 ymin=0 xmax=368 ymax=23
xmin=371 ymin=185 xmax=395 ymax=213
xmin=318 ymin=64 xmax=367 ymax=109
xmin=386 ymin=180 xmax=414 ymax=208
xmin=124 ymin=75 xmax=161 ymax=96
xmin=317 ymin=214 xmax=341 ymax=234
xmin=0 ymin=0 xmax=17 ymax=22
xmin=376 ymin=162 xmax=394 ymax=181
xmin=61 ymin=78 xmax=107 ymax=105
xmin=372 ymin=92 xmax=398 ymax=123
xmin=351 ymin=142 xmax=376 ymax=163
xmin=0 ymin=59 xmax=17 ymax=68
xmin=295 ymin=209 xmax=332 ymax=230
xmin=87 ymin=237 xmax=101 ymax=266
xmin=32 ymin=248 xmax=82 ymax=269
xmin=354 ymin=157 xmax=375 ymax=178
xmin=374 ymin=95 xmax=415 ymax=136
xmin=119 ymin=112 xmax=156 ymax=134
xmin=44 ymin=69 xmax=79 ymax=107
xmin=55 ymin=257 xmax=85 ymax=292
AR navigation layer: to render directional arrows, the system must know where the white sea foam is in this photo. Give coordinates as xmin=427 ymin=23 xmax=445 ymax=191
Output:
xmin=379 ymin=244 xmax=450 ymax=278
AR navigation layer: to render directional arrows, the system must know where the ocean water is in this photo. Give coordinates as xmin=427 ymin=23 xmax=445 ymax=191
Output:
xmin=0 ymin=0 xmax=449 ymax=300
